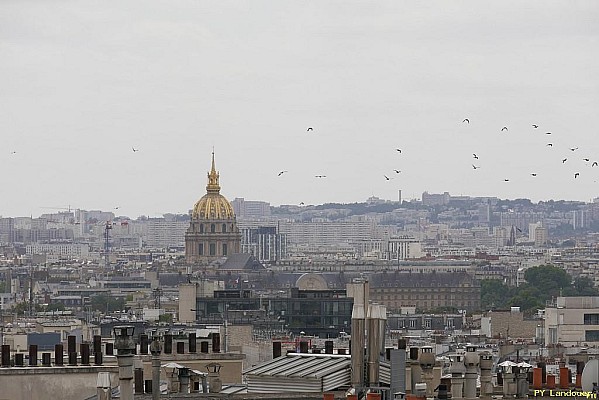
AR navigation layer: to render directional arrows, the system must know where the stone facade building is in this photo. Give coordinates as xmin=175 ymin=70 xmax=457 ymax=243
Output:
xmin=368 ymin=271 xmax=481 ymax=313
xmin=185 ymin=153 xmax=241 ymax=264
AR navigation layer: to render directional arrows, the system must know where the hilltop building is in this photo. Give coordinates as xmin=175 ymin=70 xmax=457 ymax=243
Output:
xmin=185 ymin=153 xmax=241 ymax=264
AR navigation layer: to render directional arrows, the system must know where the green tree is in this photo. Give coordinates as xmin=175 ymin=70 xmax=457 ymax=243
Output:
xmin=507 ymin=286 xmax=544 ymax=313
xmin=564 ymin=277 xmax=599 ymax=296
xmin=90 ymin=294 xmax=125 ymax=313
xmin=524 ymin=265 xmax=571 ymax=298
xmin=159 ymin=313 xmax=173 ymax=324
xmin=480 ymin=279 xmax=512 ymax=310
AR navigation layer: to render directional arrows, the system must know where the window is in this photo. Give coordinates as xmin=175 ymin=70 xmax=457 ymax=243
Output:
xmin=199 ymin=224 xmax=204 ymax=233
xmin=446 ymin=318 xmax=454 ymax=328
xmin=199 ymin=244 xmax=204 ymax=255
xmin=222 ymin=224 xmax=227 ymax=233
xmin=586 ymin=330 xmax=599 ymax=342
xmin=424 ymin=319 xmax=431 ymax=328
xmin=584 ymin=314 xmax=599 ymax=325
xmin=211 ymin=224 xmax=216 ymax=233
xmin=409 ymin=319 xmax=417 ymax=328
xmin=548 ymin=327 xmax=558 ymax=344
xmin=223 ymin=243 xmax=227 ymax=256
xmin=209 ymin=243 xmax=216 ymax=255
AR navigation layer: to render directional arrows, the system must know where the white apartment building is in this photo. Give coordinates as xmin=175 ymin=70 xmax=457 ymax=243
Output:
xmin=146 ymin=218 xmax=187 ymax=248
xmin=26 ymin=243 xmax=90 ymax=259
xmin=231 ymin=198 xmax=271 ymax=219
xmin=545 ymin=297 xmax=599 ymax=346
xmin=277 ymin=220 xmax=378 ymax=247
xmin=386 ymin=236 xmax=424 ymax=260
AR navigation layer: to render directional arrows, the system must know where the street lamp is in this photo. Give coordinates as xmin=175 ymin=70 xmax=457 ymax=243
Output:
xmin=113 ymin=325 xmax=135 ymax=400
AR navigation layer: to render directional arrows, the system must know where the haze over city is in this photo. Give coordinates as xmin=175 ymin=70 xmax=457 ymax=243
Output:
xmin=1 ymin=1 xmax=598 ymax=219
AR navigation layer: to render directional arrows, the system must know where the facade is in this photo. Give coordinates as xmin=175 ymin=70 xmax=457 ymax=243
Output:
xmin=544 ymin=296 xmax=599 ymax=346
xmin=369 ymin=271 xmax=481 ymax=313
xmin=387 ymin=313 xmax=464 ymax=331
xmin=277 ymin=220 xmax=377 ymax=247
xmin=231 ymin=197 xmax=271 ymax=219
xmin=240 ymin=226 xmax=288 ymax=263
xmin=190 ymin=288 xmax=353 ymax=337
xmin=146 ymin=216 xmax=188 ymax=248
xmin=386 ymin=236 xmax=424 ymax=260
xmin=25 ymin=243 xmax=90 ymax=259
xmin=185 ymin=153 xmax=241 ymax=264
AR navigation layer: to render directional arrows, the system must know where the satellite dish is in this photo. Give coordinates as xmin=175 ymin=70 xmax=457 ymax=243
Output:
xmin=581 ymin=359 xmax=599 ymax=392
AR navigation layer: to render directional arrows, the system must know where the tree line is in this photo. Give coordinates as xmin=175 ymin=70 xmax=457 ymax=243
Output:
xmin=481 ymin=265 xmax=598 ymax=315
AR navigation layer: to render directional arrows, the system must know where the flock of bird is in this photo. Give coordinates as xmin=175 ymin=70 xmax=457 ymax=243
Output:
xmin=7 ymin=119 xmax=596 ymax=206
xmin=272 ymin=120 xmax=598 ymax=196
xmin=463 ymin=119 xmax=598 ymax=182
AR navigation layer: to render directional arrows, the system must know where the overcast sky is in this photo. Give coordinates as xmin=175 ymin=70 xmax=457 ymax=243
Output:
xmin=1 ymin=1 xmax=598 ymax=218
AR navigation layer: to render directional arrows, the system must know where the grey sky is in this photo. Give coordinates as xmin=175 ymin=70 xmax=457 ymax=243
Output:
xmin=1 ymin=1 xmax=598 ymax=218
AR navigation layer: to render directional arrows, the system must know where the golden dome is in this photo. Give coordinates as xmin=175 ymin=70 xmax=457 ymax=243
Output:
xmin=191 ymin=152 xmax=236 ymax=220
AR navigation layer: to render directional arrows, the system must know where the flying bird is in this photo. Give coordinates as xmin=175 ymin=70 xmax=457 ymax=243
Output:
xmin=315 ymin=175 xmax=326 ymax=178
xmin=277 ymin=170 xmax=288 ymax=176
xmin=516 ymin=227 xmax=523 ymax=233
xmin=593 ymin=162 xmax=598 ymax=167
xmin=462 ymin=118 xmax=470 ymax=124
xmin=501 ymin=126 xmax=508 ymax=132
xmin=307 ymin=127 xmax=313 ymax=132
xmin=531 ymin=173 xmax=537 ymax=176
xmin=299 ymin=202 xmax=305 ymax=205
xmin=562 ymin=158 xmax=568 ymax=163
xmin=545 ymin=132 xmax=552 ymax=135
xmin=575 ymin=172 xmax=580 ymax=179
xmin=395 ymin=148 xmax=402 ymax=153
xmin=472 ymin=164 xmax=480 ymax=170
xmin=473 ymin=153 xmax=479 ymax=159
xmin=504 ymin=179 xmax=510 ymax=182
xmin=546 ymin=143 xmax=553 ymax=147
xmin=583 ymin=158 xmax=590 ymax=162
xmin=532 ymin=124 xmax=539 ymax=128
xmin=393 ymin=169 xmax=401 ymax=174
xmin=132 ymin=147 xmax=139 ymax=152
xmin=384 ymin=175 xmax=391 ymax=181
xmin=10 ymin=151 xmax=16 ymax=154
xmin=570 ymin=147 xmax=579 ymax=151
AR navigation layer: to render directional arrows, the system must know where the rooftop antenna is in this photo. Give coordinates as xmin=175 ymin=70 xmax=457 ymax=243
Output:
xmin=104 ymin=220 xmax=113 ymax=273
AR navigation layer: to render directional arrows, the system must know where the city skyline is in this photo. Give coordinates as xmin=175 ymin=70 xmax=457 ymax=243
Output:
xmin=2 ymin=1 xmax=598 ymax=218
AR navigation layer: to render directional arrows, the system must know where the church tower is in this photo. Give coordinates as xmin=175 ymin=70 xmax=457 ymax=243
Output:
xmin=185 ymin=152 xmax=241 ymax=264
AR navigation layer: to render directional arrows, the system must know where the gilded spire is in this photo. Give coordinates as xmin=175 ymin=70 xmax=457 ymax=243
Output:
xmin=206 ymin=151 xmax=220 ymax=193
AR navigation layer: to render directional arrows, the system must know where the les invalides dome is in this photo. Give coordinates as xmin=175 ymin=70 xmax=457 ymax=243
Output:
xmin=185 ymin=152 xmax=241 ymax=264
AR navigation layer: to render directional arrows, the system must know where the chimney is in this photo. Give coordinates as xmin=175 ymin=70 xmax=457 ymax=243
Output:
xmin=390 ymin=339 xmax=407 ymax=396
xmin=28 ymin=345 xmax=38 ymax=367
xmin=212 ymin=333 xmax=220 ymax=353
xmin=140 ymin=334 xmax=149 ymax=355
xmin=188 ymin=332 xmax=197 ymax=353
xmin=55 ymin=343 xmax=64 ymax=366
xmin=351 ymin=303 xmax=365 ymax=387
xmin=349 ymin=279 xmax=369 ymax=389
xmin=1 ymin=345 xmax=10 ymax=367
xmin=94 ymin=335 xmax=103 ymax=365
xmin=164 ymin=334 xmax=173 ymax=354
xmin=273 ymin=341 xmax=282 ymax=358
xmin=463 ymin=345 xmax=479 ymax=400
xmin=367 ymin=304 xmax=384 ymax=387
